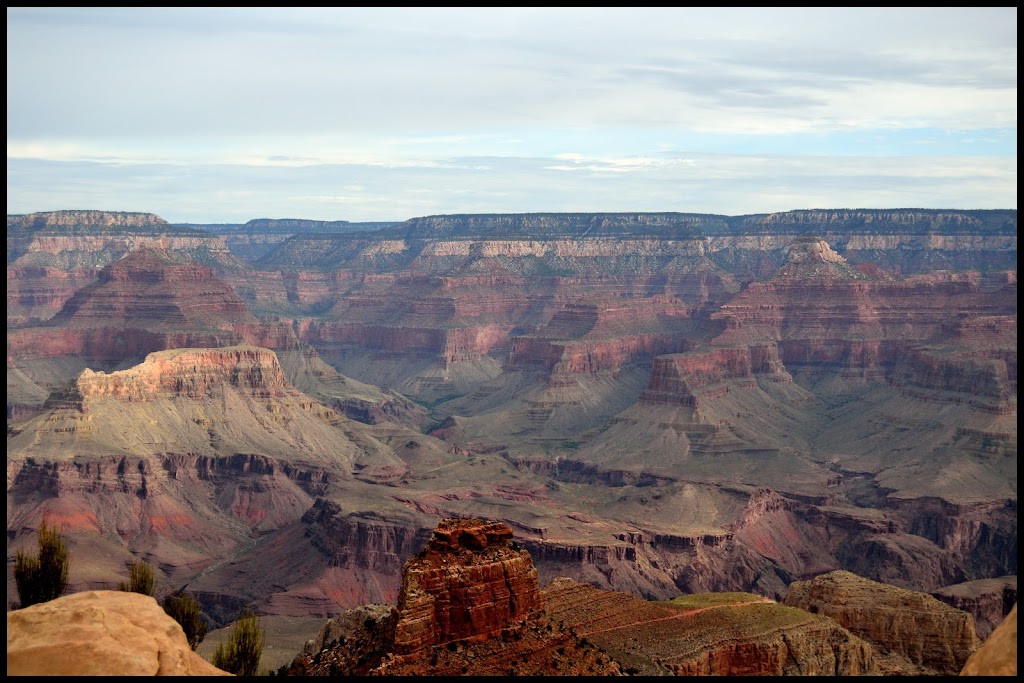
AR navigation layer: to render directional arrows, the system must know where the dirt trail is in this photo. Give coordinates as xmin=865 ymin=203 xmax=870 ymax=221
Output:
xmin=577 ymin=597 xmax=775 ymax=636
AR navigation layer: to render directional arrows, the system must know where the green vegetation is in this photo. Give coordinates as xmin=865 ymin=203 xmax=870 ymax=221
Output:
xmin=119 ymin=558 xmax=157 ymax=596
xmin=162 ymin=593 xmax=208 ymax=650
xmin=14 ymin=517 xmax=70 ymax=608
xmin=212 ymin=609 xmax=265 ymax=676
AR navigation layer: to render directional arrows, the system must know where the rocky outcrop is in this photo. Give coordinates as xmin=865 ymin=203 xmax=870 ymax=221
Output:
xmin=54 ymin=248 xmax=253 ymax=325
xmin=6 ymin=590 xmax=229 ymax=676
xmin=784 ymin=570 xmax=979 ymax=674
xmin=933 ymin=576 xmax=1017 ymax=640
xmin=960 ymin=603 xmax=1017 ymax=676
xmin=7 ymin=248 xmax=281 ymax=364
xmin=389 ymin=518 xmax=543 ymax=654
xmin=544 ymin=577 xmax=878 ymax=676
xmin=300 ymin=501 xmax=432 ymax=591
xmin=7 ymin=213 xmax=245 ymax=322
xmin=281 ymin=517 xmax=620 ymax=676
xmin=639 ymin=344 xmax=791 ymax=408
xmin=711 ymin=237 xmax=1015 ymax=378
xmin=891 ymin=346 xmax=1015 ymax=413
xmin=61 ymin=346 xmax=293 ymax=405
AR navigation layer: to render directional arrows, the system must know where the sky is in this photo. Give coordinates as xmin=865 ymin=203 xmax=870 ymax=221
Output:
xmin=6 ymin=7 xmax=1017 ymax=223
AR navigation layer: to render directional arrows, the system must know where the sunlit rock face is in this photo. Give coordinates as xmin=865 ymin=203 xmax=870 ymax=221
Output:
xmin=784 ymin=570 xmax=979 ymax=675
xmin=6 ymin=590 xmax=230 ymax=676
xmin=390 ymin=518 xmax=543 ymax=655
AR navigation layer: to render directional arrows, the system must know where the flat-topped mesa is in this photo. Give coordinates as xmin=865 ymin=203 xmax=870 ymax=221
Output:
xmin=389 ymin=518 xmax=543 ymax=655
xmin=57 ymin=346 xmax=294 ymax=406
xmin=7 ymin=210 xmax=170 ymax=232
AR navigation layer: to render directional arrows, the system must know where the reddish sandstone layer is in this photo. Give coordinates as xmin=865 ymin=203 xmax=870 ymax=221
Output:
xmin=711 ymin=239 xmax=1015 ymax=374
xmin=52 ymin=247 xmax=257 ymax=328
xmin=543 ymin=578 xmax=878 ymax=676
xmin=640 ymin=344 xmax=791 ymax=407
xmin=390 ymin=518 xmax=543 ymax=655
xmin=8 ymin=248 xmax=300 ymax=363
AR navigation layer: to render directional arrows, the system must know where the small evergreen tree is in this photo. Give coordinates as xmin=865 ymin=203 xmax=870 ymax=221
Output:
xmin=119 ymin=558 xmax=157 ymax=596
xmin=212 ymin=608 xmax=264 ymax=676
xmin=162 ymin=593 xmax=208 ymax=650
xmin=14 ymin=517 xmax=70 ymax=608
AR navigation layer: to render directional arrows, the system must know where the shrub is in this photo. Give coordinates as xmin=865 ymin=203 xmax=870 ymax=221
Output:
xmin=162 ymin=593 xmax=208 ymax=650
xmin=212 ymin=609 xmax=264 ymax=676
xmin=119 ymin=559 xmax=157 ymax=596
xmin=14 ymin=517 xmax=70 ymax=608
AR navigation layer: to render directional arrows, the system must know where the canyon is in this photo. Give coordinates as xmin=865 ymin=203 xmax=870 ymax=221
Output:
xmin=6 ymin=208 xmax=1016 ymax=668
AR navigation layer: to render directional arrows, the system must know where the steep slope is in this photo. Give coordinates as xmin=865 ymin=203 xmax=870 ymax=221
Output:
xmin=5 ymin=345 xmax=433 ymax=610
xmin=7 ymin=247 xmax=423 ymax=427
xmin=7 ymin=210 xmax=246 ymax=325
xmin=784 ymin=569 xmax=979 ymax=674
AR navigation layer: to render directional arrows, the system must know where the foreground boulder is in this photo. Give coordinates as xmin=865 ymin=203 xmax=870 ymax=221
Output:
xmin=960 ymin=603 xmax=1016 ymax=676
xmin=785 ymin=570 xmax=979 ymax=675
xmin=6 ymin=590 xmax=229 ymax=676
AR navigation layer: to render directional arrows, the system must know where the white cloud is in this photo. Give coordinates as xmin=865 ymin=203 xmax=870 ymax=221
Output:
xmin=5 ymin=8 xmax=1016 ymax=220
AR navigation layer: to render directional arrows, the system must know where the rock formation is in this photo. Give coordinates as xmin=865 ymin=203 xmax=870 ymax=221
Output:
xmin=784 ymin=570 xmax=979 ymax=674
xmin=7 ymin=210 xmax=244 ymax=324
xmin=6 ymin=590 xmax=229 ymax=676
xmin=960 ymin=603 xmax=1017 ymax=676
xmin=544 ymin=577 xmax=879 ymax=676
xmin=282 ymin=517 xmax=620 ymax=676
xmin=389 ymin=518 xmax=543 ymax=654
xmin=933 ymin=575 xmax=1017 ymax=640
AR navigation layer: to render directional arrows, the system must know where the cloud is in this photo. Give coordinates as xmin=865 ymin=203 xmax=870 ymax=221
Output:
xmin=6 ymin=8 xmax=1016 ymax=220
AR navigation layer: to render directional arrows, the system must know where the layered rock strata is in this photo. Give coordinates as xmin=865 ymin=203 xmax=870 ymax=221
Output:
xmin=543 ymin=578 xmax=879 ymax=676
xmin=784 ymin=569 xmax=979 ymax=674
xmin=282 ymin=517 xmax=620 ymax=676
xmin=389 ymin=518 xmax=543 ymax=654
xmin=932 ymin=575 xmax=1017 ymax=640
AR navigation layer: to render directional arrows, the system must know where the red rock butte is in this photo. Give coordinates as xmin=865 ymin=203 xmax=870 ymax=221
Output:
xmin=390 ymin=518 xmax=543 ymax=655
